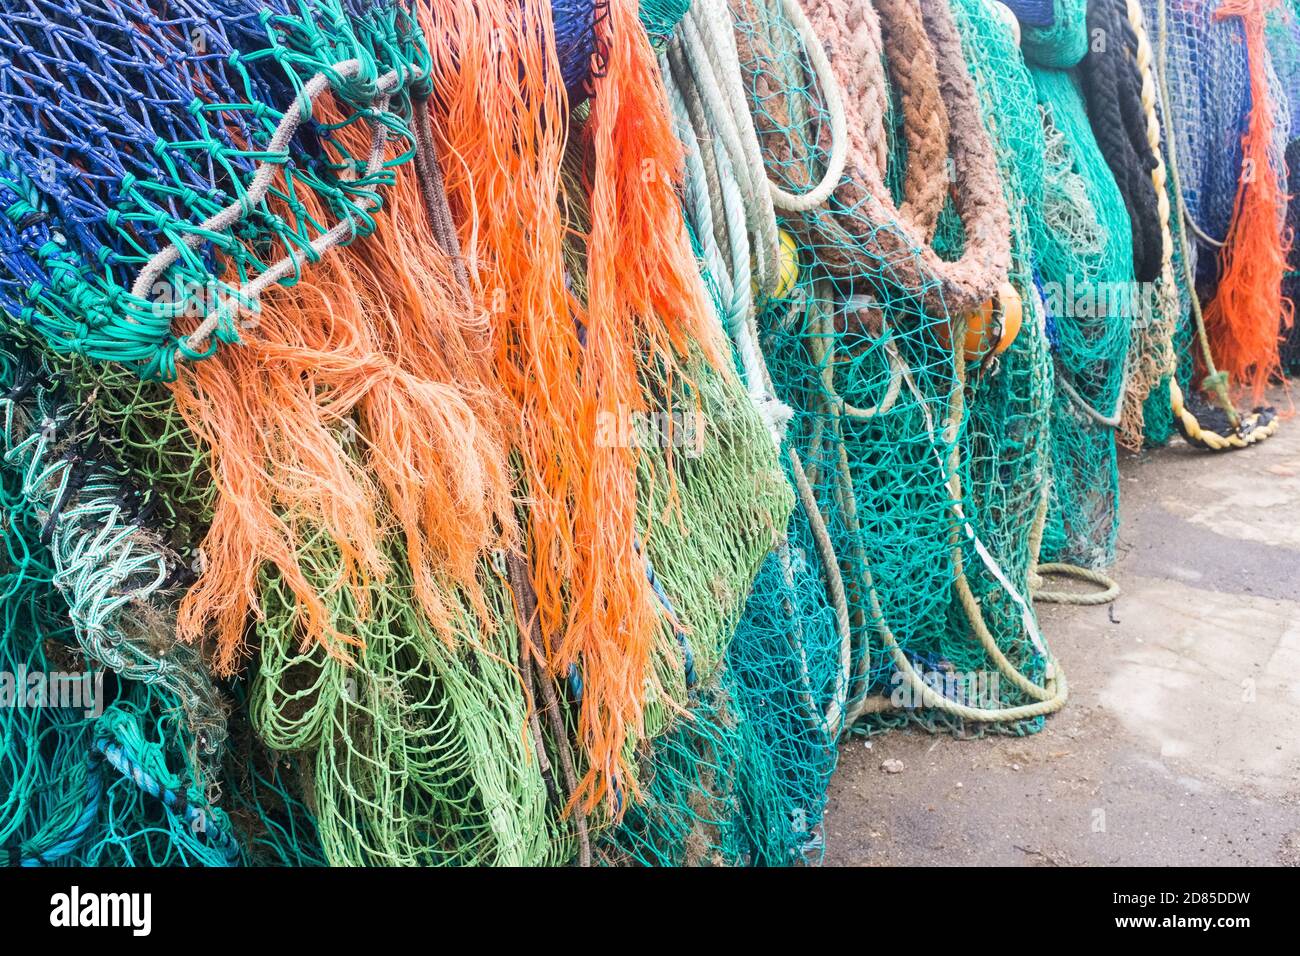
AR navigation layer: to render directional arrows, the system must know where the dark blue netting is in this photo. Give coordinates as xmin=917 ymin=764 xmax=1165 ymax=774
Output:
xmin=0 ymin=0 xmax=426 ymax=379
xmin=1003 ymin=0 xmax=1056 ymax=29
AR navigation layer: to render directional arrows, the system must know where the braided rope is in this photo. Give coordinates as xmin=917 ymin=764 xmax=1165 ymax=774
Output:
xmin=1113 ymin=0 xmax=1182 ymax=448
xmin=735 ymin=0 xmax=1012 ymax=317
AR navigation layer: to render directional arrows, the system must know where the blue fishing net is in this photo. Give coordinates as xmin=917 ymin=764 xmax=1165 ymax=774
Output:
xmin=1003 ymin=0 xmax=1056 ymax=29
xmin=0 ymin=0 xmax=428 ymax=380
xmin=1149 ymin=0 xmax=1249 ymax=291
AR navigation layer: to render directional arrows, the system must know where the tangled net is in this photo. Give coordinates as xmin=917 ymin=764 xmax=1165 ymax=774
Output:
xmin=1 ymin=0 xmax=1295 ymax=869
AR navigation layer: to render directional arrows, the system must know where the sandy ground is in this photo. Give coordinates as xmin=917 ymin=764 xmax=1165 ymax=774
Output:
xmin=822 ymin=393 xmax=1300 ymax=866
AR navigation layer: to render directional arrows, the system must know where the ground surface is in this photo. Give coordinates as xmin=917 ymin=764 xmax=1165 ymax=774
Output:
xmin=823 ymin=393 xmax=1300 ymax=866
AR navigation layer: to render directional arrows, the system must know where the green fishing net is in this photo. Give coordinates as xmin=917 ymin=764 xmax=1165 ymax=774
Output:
xmin=236 ymin=240 xmax=792 ymax=866
xmin=660 ymin=0 xmax=1066 ymax=776
xmin=1027 ymin=65 xmax=1133 ymax=566
xmin=1019 ymin=0 xmax=1089 ymax=68
xmin=0 ymin=333 xmax=240 ymax=865
xmin=599 ymin=266 xmax=836 ymax=866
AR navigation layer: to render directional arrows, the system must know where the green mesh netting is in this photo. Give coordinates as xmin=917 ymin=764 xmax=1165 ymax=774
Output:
xmin=598 ymin=253 xmax=838 ymax=866
xmin=1019 ymin=0 xmax=1089 ymax=68
xmin=1027 ymin=65 xmax=1133 ymax=567
xmin=0 ymin=333 xmax=240 ymax=865
xmin=656 ymin=0 xmax=1067 ymax=788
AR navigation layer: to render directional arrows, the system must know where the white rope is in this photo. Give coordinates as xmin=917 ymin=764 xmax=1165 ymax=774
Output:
xmin=760 ymin=0 xmax=849 ymax=212
xmin=664 ymin=30 xmax=794 ymax=448
xmin=130 ymin=60 xmax=420 ymax=360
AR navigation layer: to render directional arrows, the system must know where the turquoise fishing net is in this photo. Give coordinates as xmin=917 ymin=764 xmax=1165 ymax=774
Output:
xmin=1028 ymin=65 xmax=1133 ymax=566
xmin=658 ymin=0 xmax=1067 ymax=776
xmin=0 ymin=333 xmax=239 ymax=865
xmin=1017 ymin=0 xmax=1089 ymax=68
xmin=600 ymin=252 xmax=838 ymax=866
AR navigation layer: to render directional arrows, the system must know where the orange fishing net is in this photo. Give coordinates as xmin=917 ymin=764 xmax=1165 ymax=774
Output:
xmin=1204 ymin=0 xmax=1294 ymax=403
xmin=171 ymin=157 xmax=517 ymax=674
xmin=418 ymin=0 xmax=723 ymax=812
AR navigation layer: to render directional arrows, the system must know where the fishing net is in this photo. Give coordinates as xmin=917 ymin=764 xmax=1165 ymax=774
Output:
xmin=1266 ymin=0 xmax=1300 ymax=133
xmin=230 ymin=0 xmax=791 ymax=868
xmin=2 ymin=0 xmax=793 ymax=869
xmin=9 ymin=0 xmax=1270 ymax=871
xmin=0 ymin=0 xmax=513 ymax=696
xmin=240 ymin=344 xmax=791 ymax=867
xmin=0 ymin=335 xmax=223 ymax=747
xmin=1003 ymin=0 xmax=1057 ymax=28
xmin=1026 ymin=66 xmax=1132 ymax=566
xmin=1154 ymin=0 xmax=1251 ymax=269
xmin=1139 ymin=131 xmax=1200 ymax=447
xmin=248 ymin=541 xmax=563 ymax=866
xmin=651 ymin=0 xmax=1067 ymax=824
xmin=640 ymin=0 xmax=693 ymax=43
xmin=1268 ymin=0 xmax=1300 ymax=370
xmin=0 ymin=331 xmax=243 ymax=865
xmin=0 ymin=0 xmax=429 ymax=379
xmin=1053 ymin=0 xmax=1179 ymax=449
xmin=1018 ymin=0 xmax=1089 ymax=67
xmin=1151 ymin=0 xmax=1291 ymax=401
xmin=1284 ymin=137 xmax=1300 ymax=371
xmin=599 ymin=346 xmax=806 ymax=866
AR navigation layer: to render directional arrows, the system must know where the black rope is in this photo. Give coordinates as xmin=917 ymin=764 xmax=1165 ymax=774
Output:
xmin=1081 ymin=0 xmax=1164 ymax=285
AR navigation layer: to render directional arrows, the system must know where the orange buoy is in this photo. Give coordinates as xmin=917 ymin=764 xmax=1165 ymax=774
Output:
xmin=938 ymin=282 xmax=1022 ymax=363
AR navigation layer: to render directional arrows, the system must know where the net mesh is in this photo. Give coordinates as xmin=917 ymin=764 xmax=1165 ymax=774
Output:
xmin=1019 ymin=0 xmax=1089 ymax=68
xmin=1269 ymin=0 xmax=1300 ymax=371
xmin=1139 ymin=0 xmax=1290 ymax=408
xmin=677 ymin=0 xmax=1064 ymax=753
xmin=0 ymin=0 xmax=427 ymax=380
xmin=0 ymin=331 xmax=241 ymax=865
xmin=1029 ymin=65 xmax=1133 ymax=566
xmin=1284 ymin=136 xmax=1300 ymax=371
xmin=2 ymin=0 xmax=1293 ymax=869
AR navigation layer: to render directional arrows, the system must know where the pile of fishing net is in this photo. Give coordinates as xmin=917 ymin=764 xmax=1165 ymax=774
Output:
xmin=2 ymin=0 xmax=1297 ymax=869
xmin=1270 ymin=0 xmax=1300 ymax=371
xmin=0 ymin=0 xmax=815 ymax=868
xmin=1128 ymin=0 xmax=1289 ymax=450
xmin=664 ymin=0 xmax=1069 ymax=790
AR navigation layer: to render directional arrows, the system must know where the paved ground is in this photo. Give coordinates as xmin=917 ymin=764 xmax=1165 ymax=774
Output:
xmin=823 ymin=390 xmax=1300 ymax=866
